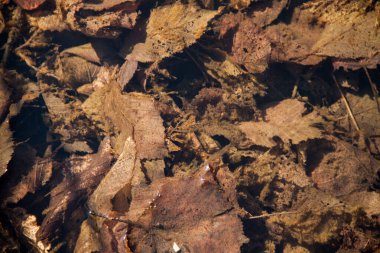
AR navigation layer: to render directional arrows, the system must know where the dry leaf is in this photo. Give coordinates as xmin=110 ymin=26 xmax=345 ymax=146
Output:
xmin=239 ymin=99 xmax=323 ymax=147
xmin=8 ymin=208 xmax=51 ymax=252
xmin=124 ymin=2 xmax=220 ymax=63
xmin=88 ymin=137 xmax=138 ymax=215
xmin=74 ymin=220 xmax=102 ymax=253
xmin=0 ymin=120 xmax=14 ymax=177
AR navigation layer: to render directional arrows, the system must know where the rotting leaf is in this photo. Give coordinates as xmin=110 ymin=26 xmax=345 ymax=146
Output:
xmin=308 ymin=137 xmax=378 ymax=196
xmin=126 ymin=164 xmax=247 ymax=253
xmin=4 ymin=157 xmax=52 ymax=205
xmin=37 ymin=138 xmax=113 ymax=241
xmin=329 ymin=93 xmax=380 ymax=155
xmin=7 ymin=208 xmax=51 ymax=252
xmin=224 ymin=0 xmax=380 ymax=72
xmin=28 ymin=0 xmax=141 ymax=37
xmin=82 ymin=81 xmax=166 ymax=157
xmin=239 ymin=99 xmax=324 ymax=147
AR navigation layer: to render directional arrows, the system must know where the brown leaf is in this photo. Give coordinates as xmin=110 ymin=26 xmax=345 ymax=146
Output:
xmin=88 ymin=137 xmax=139 ymax=215
xmin=13 ymin=0 xmax=46 ymax=10
xmin=8 ymin=208 xmax=51 ymax=252
xmin=0 ymin=11 xmax=5 ymax=34
xmin=226 ymin=0 xmax=380 ymax=71
xmin=126 ymin=165 xmax=247 ymax=253
xmin=123 ymin=2 xmax=220 ymax=63
xmin=74 ymin=220 xmax=102 ymax=253
xmin=239 ymin=99 xmax=323 ymax=147
xmin=308 ymin=137 xmax=378 ymax=196
xmin=37 ymin=138 xmax=113 ymax=241
xmin=0 ymin=76 xmax=10 ymax=121
xmin=28 ymin=0 xmax=140 ymax=37
xmin=82 ymin=81 xmax=166 ymax=157
xmin=4 ymin=157 xmax=52 ymax=205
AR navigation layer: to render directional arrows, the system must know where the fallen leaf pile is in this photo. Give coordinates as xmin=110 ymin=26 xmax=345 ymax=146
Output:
xmin=0 ymin=0 xmax=379 ymax=252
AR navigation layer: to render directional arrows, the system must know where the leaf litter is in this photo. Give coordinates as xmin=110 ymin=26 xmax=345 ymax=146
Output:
xmin=0 ymin=0 xmax=380 ymax=252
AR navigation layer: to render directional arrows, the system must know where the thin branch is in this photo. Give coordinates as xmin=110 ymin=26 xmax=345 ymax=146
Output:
xmin=248 ymin=210 xmax=299 ymax=219
xmin=332 ymin=73 xmax=360 ymax=132
xmin=363 ymin=67 xmax=380 ymax=113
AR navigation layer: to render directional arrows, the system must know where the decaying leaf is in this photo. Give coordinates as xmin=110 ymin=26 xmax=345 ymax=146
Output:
xmin=239 ymin=99 xmax=323 ymax=147
xmin=28 ymin=0 xmax=141 ymax=37
xmin=37 ymin=138 xmax=113 ymax=241
xmin=123 ymin=2 xmax=220 ymax=63
xmin=267 ymin=186 xmax=380 ymax=246
xmin=308 ymin=137 xmax=378 ymax=196
xmin=2 ymin=0 xmax=380 ymax=251
xmin=82 ymin=81 xmax=166 ymax=157
xmin=0 ymin=120 xmax=14 ymax=177
xmin=224 ymin=0 xmax=380 ymax=72
xmin=4 ymin=157 xmax=52 ymax=205
xmin=330 ymin=93 xmax=380 ymax=154
xmin=126 ymin=164 xmax=247 ymax=253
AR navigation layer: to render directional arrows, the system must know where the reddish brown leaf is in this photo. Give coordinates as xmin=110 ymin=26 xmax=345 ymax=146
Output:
xmin=13 ymin=0 xmax=46 ymax=10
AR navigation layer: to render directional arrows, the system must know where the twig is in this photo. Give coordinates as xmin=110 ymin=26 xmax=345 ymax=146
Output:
xmin=185 ymin=49 xmax=210 ymax=82
xmin=248 ymin=210 xmax=299 ymax=219
xmin=332 ymin=73 xmax=360 ymax=132
xmin=363 ymin=67 xmax=380 ymax=113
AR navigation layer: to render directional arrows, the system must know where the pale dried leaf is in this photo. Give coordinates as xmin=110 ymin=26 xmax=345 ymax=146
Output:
xmin=74 ymin=220 xmax=102 ymax=253
xmin=0 ymin=120 xmax=14 ymax=177
xmin=88 ymin=137 xmax=137 ymax=215
xmin=239 ymin=99 xmax=323 ymax=147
